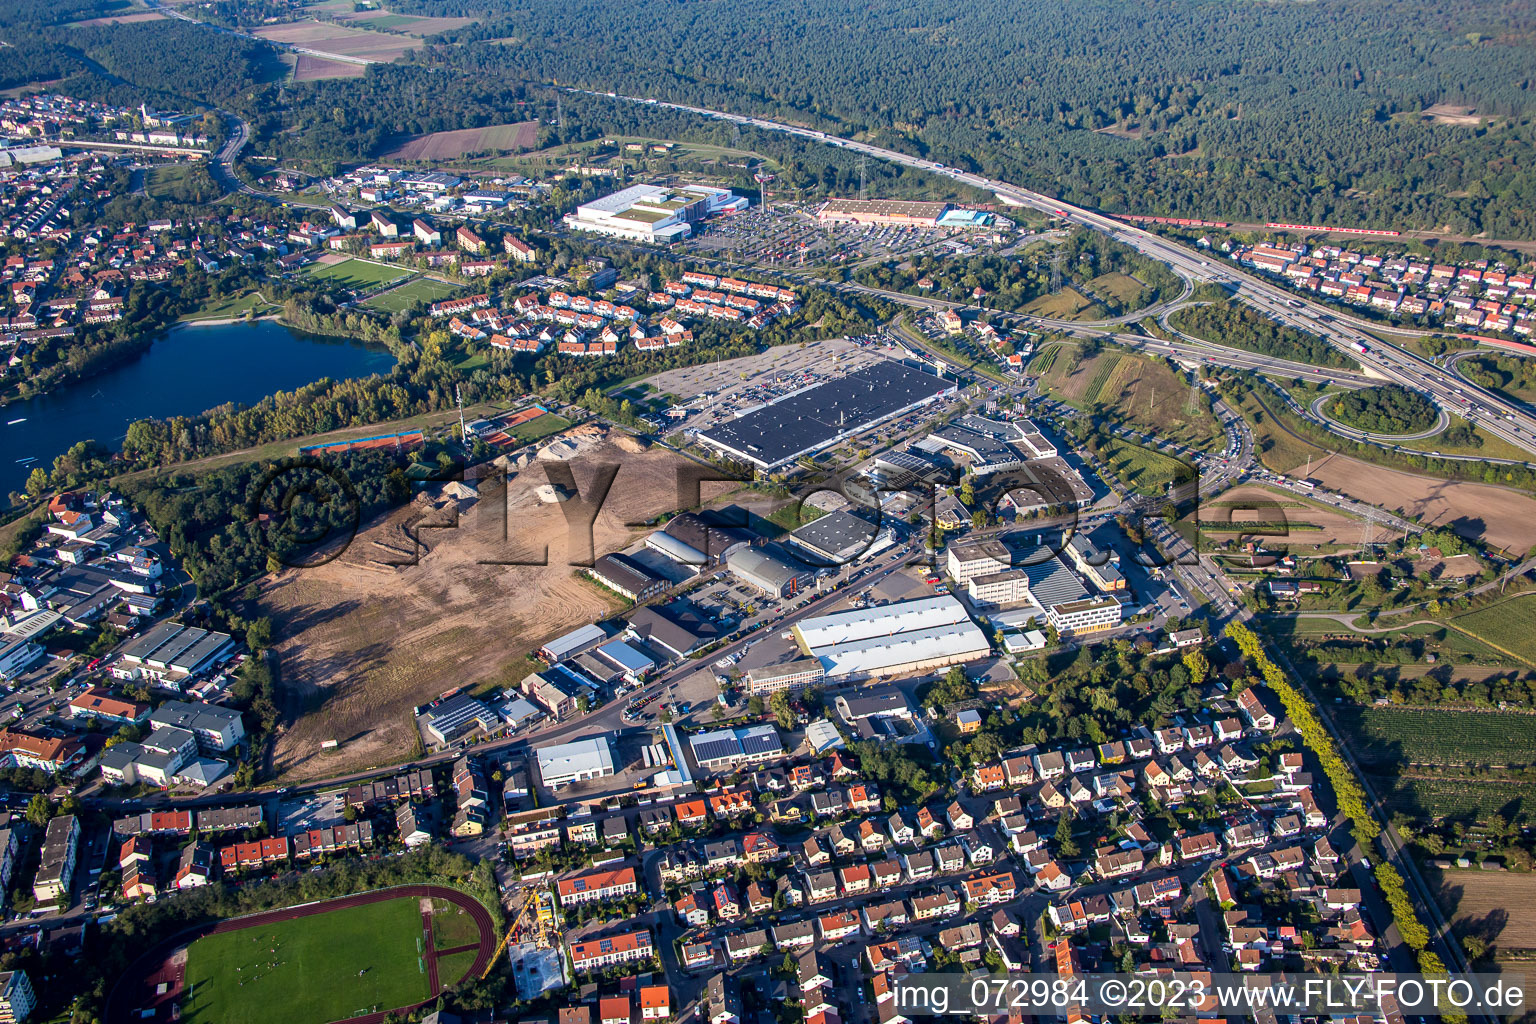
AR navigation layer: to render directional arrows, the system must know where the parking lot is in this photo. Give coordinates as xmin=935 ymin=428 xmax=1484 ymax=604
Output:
xmin=683 ymin=205 xmax=962 ymax=266
xmin=642 ymin=337 xmax=894 ymax=438
xmin=276 ymin=791 xmax=345 ymax=834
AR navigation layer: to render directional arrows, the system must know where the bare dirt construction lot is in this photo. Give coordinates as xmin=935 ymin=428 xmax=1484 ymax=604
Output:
xmin=380 ymin=122 xmax=539 ymax=162
xmin=252 ymin=21 xmax=419 ymax=62
xmin=1420 ymin=104 xmax=1487 ymax=126
xmin=261 ymin=436 xmax=730 ymax=781
xmin=292 ymin=54 xmax=367 ymax=81
xmin=1302 ymin=453 xmax=1536 ymax=555
xmin=1202 ymin=484 xmax=1398 ymax=546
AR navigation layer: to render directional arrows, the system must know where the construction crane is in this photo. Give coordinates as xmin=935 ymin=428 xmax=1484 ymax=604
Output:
xmin=481 ymin=894 xmax=535 ymax=980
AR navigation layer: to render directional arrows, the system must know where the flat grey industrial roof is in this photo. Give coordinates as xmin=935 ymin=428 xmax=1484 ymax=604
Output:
xmin=696 ymin=361 xmax=954 ymax=469
xmin=789 ymin=510 xmax=882 ymax=564
xmin=1022 ymin=556 xmax=1090 ymax=608
xmin=120 ymin=620 xmax=184 ymax=662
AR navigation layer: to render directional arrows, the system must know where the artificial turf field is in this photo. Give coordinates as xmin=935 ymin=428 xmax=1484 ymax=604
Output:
xmin=180 ymin=895 xmax=428 ymax=1024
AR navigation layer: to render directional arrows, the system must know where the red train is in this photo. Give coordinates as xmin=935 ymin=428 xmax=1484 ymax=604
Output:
xmin=1265 ymin=222 xmax=1401 ymax=237
xmin=1118 ymin=214 xmax=1231 ymax=229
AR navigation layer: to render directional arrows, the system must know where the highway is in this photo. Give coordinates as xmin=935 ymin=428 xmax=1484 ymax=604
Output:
xmin=583 ymin=89 xmax=1536 ymax=459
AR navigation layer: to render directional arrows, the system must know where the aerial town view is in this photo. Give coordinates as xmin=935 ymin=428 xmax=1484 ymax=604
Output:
xmin=0 ymin=1 xmax=1533 ymax=1023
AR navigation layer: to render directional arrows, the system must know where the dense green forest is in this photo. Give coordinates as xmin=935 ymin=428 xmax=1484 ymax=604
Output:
xmin=23 ymin=0 xmax=1536 ymax=237
xmin=398 ymin=0 xmax=1536 ymax=236
xmin=1169 ymin=299 xmax=1356 ymax=370
xmin=1460 ymin=352 xmax=1536 ymax=400
xmin=855 ymin=227 xmax=1182 ymax=315
xmin=1331 ymin=385 xmax=1439 ymax=434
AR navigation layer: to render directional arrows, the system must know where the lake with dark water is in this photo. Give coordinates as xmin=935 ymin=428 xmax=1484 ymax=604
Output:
xmin=2 ymin=319 xmax=395 ymax=496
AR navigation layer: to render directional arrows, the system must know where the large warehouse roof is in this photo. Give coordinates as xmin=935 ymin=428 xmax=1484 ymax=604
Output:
xmin=794 ymin=594 xmax=972 ymax=650
xmin=726 ymin=545 xmax=803 ymax=592
xmin=696 ymin=361 xmax=955 ymax=469
xmin=816 ymin=622 xmax=991 ymax=679
xmin=536 ymin=736 xmax=615 ymax=783
xmin=788 ymin=510 xmax=882 ymax=565
xmin=818 ymin=198 xmax=950 ymax=221
xmin=1023 ymin=556 xmax=1090 ymax=608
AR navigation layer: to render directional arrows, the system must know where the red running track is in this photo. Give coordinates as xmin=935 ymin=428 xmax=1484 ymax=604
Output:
xmin=106 ymin=883 xmax=498 ymax=1024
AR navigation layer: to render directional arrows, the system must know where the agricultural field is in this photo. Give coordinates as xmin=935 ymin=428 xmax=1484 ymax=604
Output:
xmin=302 ymin=0 xmax=477 ymax=35
xmin=305 ymin=258 xmax=411 ymax=291
xmin=1201 ymin=484 xmax=1390 ymax=546
xmin=1332 ymin=706 xmax=1536 ymax=768
xmin=1330 ymin=704 xmax=1536 ymax=824
xmin=1385 ymin=775 xmax=1536 ymax=826
xmin=252 ymin=20 xmax=420 ymax=62
xmin=1429 ymin=866 xmax=1536 ymax=950
xmin=1451 ymin=594 xmax=1536 ymax=665
xmin=1304 ymin=452 xmax=1536 ymax=556
xmin=181 ymin=896 xmax=427 ymax=1024
xmin=380 ymin=121 xmax=539 ymax=161
xmin=291 ymin=53 xmax=367 ymax=81
xmin=363 ymin=277 xmax=463 ymax=314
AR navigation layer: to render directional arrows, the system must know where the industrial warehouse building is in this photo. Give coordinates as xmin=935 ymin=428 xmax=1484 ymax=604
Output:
xmin=816 ymin=198 xmax=952 ymax=226
xmin=564 ymin=183 xmax=743 ymax=242
xmin=914 ymin=415 xmax=1031 ymax=475
xmin=626 ymin=603 xmax=719 ymax=660
xmin=745 ymin=657 xmax=826 ymax=696
xmin=791 ymin=594 xmax=992 ymax=680
xmin=587 ymin=553 xmax=669 ymax=602
xmin=695 ymin=361 xmax=956 ymax=470
xmin=786 ymin=509 xmax=894 ymax=566
xmin=814 ymin=198 xmax=994 ymax=229
xmin=645 ymin=510 xmax=755 ymax=568
xmin=726 ymin=544 xmax=812 ymax=597
xmin=115 ymin=621 xmax=235 ymax=686
xmin=536 ymin=735 xmax=616 ymax=787
xmin=688 ymin=724 xmax=785 ymax=770
xmin=539 ymin=623 xmax=610 ymax=661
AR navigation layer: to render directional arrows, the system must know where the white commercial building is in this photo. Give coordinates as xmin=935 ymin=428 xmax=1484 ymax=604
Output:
xmin=792 ymin=595 xmax=991 ymax=680
xmin=946 ymin=539 xmax=1012 ymax=585
xmin=563 ymin=183 xmax=735 ymax=243
xmin=536 ymin=735 xmax=616 ymax=787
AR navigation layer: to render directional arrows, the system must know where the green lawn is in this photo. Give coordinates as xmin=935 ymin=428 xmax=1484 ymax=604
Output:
xmin=305 ymin=258 xmax=412 ymax=291
xmin=364 ymin=277 xmax=464 ymax=314
xmin=146 ymin=165 xmax=192 ymax=198
xmin=434 ymin=948 xmax=480 ymax=988
xmin=181 ymin=896 xmax=428 ymax=1024
xmin=507 ymin=412 xmax=572 ymax=443
xmin=430 ymin=899 xmax=484 ymax=950
xmin=180 ymin=291 xmax=280 ymax=322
